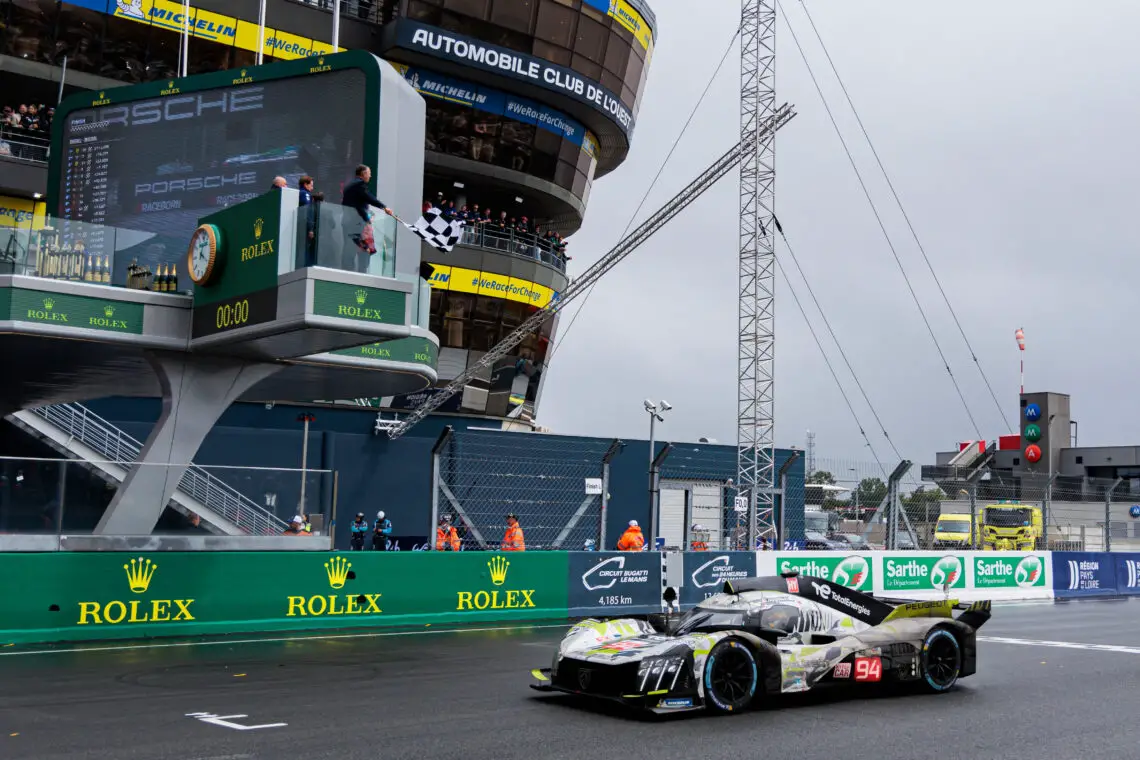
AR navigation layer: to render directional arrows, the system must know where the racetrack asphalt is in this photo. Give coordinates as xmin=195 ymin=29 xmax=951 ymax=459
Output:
xmin=3 ymin=599 xmax=1139 ymax=760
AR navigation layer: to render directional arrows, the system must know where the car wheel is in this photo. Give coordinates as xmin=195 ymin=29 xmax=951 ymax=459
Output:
xmin=920 ymin=628 xmax=962 ymax=692
xmin=703 ymin=638 xmax=759 ymax=714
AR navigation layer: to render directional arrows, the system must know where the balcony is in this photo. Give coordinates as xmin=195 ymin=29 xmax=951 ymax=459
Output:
xmin=457 ymin=224 xmax=568 ymax=274
xmin=0 ymin=124 xmax=49 ymax=164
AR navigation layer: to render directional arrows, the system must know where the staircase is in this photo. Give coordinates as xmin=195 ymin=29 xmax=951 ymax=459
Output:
xmin=6 ymin=403 xmax=288 ymax=536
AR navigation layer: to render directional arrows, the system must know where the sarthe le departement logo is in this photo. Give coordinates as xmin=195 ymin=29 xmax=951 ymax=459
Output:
xmin=77 ymin=557 xmax=196 ymax=626
xmin=285 ymin=556 xmax=383 ymax=618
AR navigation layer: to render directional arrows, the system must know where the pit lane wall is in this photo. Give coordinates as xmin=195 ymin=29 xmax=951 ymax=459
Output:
xmin=1 ymin=549 xmax=1137 ymax=646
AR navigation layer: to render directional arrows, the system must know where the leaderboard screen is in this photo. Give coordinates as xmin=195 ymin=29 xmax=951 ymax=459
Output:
xmin=57 ymin=68 xmax=367 ymax=269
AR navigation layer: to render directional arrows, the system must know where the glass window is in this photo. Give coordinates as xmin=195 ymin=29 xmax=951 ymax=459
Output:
xmin=531 ymin=39 xmax=570 ymax=67
xmin=99 ymin=16 xmax=153 ymax=84
xmin=573 ymin=14 xmax=607 ymax=62
xmin=624 ymin=46 xmax=644 ymax=93
xmin=54 ymin=6 xmax=106 ymax=76
xmin=600 ymin=69 xmax=622 ymax=98
xmin=408 ymin=0 xmax=444 ymax=23
xmin=469 ymin=323 xmax=500 ymax=352
xmin=443 ymin=0 xmax=491 ymax=20
xmin=444 ymin=292 xmax=475 ymax=320
xmin=570 ymin=52 xmax=602 ymax=81
xmin=554 ymin=159 xmax=576 ymax=191
xmin=3 ymin=0 xmax=55 ymax=61
xmin=187 ymin=35 xmax=235 ymax=76
xmin=535 ymin=0 xmax=576 ymax=48
xmin=490 ymin=0 xmax=536 ymax=34
xmin=603 ymin=30 xmax=629 ymax=78
xmin=430 ymin=288 xmax=444 ymax=315
xmin=473 ymin=295 xmax=502 ymax=322
xmin=533 ymin=129 xmax=561 ymax=156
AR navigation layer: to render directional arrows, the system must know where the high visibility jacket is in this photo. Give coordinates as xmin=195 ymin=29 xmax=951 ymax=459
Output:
xmin=436 ymin=526 xmax=460 ymax=551
xmin=502 ymin=524 xmax=525 ymax=551
xmin=617 ymin=526 xmax=645 ymax=551
xmin=690 ymin=539 xmax=708 ymax=551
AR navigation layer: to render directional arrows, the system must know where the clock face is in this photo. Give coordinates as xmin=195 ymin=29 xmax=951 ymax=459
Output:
xmin=191 ymin=230 xmax=211 ymax=278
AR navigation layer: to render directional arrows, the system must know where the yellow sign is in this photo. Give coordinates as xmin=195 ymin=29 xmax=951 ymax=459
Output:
xmin=611 ymin=0 xmax=654 ymax=55
xmin=0 ymin=195 xmax=47 ymax=230
xmin=456 ymin=555 xmax=537 ymax=611
xmin=76 ymin=557 xmax=196 ymax=625
xmin=112 ymin=0 xmax=344 ymax=60
xmin=285 ymin=557 xmax=383 ymax=618
xmin=427 ymin=264 xmax=558 ymax=309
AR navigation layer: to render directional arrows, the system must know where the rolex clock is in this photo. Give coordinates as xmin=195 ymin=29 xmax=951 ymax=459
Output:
xmin=187 ymin=223 xmax=221 ymax=285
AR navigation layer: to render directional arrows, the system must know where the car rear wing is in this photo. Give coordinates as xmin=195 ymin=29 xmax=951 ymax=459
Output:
xmin=876 ymin=598 xmax=992 ymax=629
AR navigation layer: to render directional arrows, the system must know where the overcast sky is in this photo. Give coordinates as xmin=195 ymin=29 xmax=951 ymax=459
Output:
xmin=536 ymin=0 xmax=1140 ymax=470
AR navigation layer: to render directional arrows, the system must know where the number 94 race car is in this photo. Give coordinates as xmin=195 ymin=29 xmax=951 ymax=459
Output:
xmin=529 ymin=571 xmax=991 ymax=715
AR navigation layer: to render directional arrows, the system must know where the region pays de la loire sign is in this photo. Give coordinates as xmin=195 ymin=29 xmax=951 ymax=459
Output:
xmin=883 ymin=555 xmax=966 ymax=592
xmin=775 ymin=554 xmax=873 ymax=591
xmin=974 ymin=554 xmax=1046 ymax=589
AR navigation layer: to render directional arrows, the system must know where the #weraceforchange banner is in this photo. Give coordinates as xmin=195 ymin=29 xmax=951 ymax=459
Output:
xmin=568 ymin=551 xmax=662 ymax=616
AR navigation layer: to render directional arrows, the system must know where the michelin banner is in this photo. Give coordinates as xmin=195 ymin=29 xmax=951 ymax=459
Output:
xmin=568 ymin=551 xmax=661 ymax=617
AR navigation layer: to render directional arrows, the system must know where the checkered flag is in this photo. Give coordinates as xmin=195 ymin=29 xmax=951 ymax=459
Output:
xmin=403 ymin=211 xmax=464 ymax=253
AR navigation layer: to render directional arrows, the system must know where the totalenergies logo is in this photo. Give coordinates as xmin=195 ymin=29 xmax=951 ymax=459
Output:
xmin=77 ymin=557 xmax=195 ymax=625
xmin=456 ymin=555 xmax=536 ymax=611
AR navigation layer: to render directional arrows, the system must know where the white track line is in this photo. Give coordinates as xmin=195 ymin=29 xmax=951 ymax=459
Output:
xmin=0 ymin=623 xmax=569 ymax=658
xmin=980 ymin=635 xmax=1140 ymax=655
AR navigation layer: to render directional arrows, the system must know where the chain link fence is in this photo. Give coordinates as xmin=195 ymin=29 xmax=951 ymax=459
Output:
xmin=431 ymin=429 xmax=618 ymax=551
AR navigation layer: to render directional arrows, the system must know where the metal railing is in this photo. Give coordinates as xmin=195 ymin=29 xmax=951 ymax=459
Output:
xmin=0 ymin=125 xmax=49 ymax=163
xmin=459 ymin=225 xmax=569 ymax=273
xmin=29 ymin=403 xmax=288 ymax=535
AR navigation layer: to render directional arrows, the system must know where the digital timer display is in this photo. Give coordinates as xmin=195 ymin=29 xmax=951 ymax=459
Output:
xmin=191 ymin=288 xmax=277 ymax=339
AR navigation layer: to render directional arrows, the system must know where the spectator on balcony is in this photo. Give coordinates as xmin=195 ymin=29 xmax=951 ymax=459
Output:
xmin=284 ymin=515 xmax=311 ymax=535
xmin=372 ymin=510 xmax=392 ymax=551
xmin=436 ymin=516 xmax=460 ymax=551
xmin=350 ymin=512 xmax=369 ymax=550
xmin=502 ymin=513 xmax=525 ymax=551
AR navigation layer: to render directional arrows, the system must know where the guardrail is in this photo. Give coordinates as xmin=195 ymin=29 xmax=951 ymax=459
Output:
xmin=30 ymin=403 xmax=287 ymax=535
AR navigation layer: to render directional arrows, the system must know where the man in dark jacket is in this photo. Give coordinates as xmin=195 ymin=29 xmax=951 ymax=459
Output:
xmin=340 ymin=164 xmax=392 ymax=271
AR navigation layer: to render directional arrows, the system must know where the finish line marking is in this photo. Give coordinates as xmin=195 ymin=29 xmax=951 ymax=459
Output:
xmin=980 ymin=636 xmax=1140 ymax=655
xmin=0 ymin=623 xmax=569 ymax=658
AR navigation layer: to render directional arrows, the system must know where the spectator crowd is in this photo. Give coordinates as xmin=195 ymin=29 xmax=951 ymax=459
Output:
xmin=425 ymin=193 xmax=571 ymax=268
xmin=1 ymin=103 xmax=53 ymax=161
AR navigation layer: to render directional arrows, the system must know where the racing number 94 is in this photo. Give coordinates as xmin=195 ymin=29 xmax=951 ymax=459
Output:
xmin=853 ymin=657 xmax=882 ymax=682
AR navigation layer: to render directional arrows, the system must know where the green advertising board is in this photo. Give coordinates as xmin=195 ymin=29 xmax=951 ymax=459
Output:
xmin=332 ymin=335 xmax=438 ymax=367
xmin=774 ymin=553 xmax=873 ymax=590
xmin=312 ymin=280 xmax=406 ymax=326
xmin=973 ymin=554 xmax=1047 ymax=589
xmin=0 ymin=551 xmax=569 ymax=645
xmin=882 ymin=554 xmax=966 ymax=592
xmin=5 ymin=288 xmax=144 ymax=335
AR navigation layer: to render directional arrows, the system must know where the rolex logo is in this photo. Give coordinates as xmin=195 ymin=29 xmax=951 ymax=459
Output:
xmin=98 ymin=91 xmax=105 ymax=99
xmin=325 ymin=556 xmax=352 ymax=589
xmin=254 ymin=217 xmax=265 ymax=239
xmin=43 ymin=297 xmax=55 ymax=310
xmin=355 ymin=289 xmax=367 ymax=305
xmin=488 ymin=555 xmax=510 ymax=587
xmin=241 ymin=69 xmax=247 ymax=76
xmin=168 ymin=80 xmax=175 ymax=88
xmin=123 ymin=557 xmax=158 ymax=594
xmin=103 ymin=305 xmax=115 ymax=318
xmin=318 ymin=57 xmax=325 ymax=65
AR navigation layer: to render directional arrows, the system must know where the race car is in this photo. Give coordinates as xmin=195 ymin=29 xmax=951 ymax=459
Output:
xmin=529 ymin=571 xmax=991 ymax=715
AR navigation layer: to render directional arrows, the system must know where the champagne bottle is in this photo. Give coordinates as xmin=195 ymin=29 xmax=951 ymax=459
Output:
xmin=170 ymin=263 xmax=179 ymax=293
xmin=102 ymin=255 xmax=111 ymax=284
xmin=158 ymin=264 xmax=168 ymax=292
xmin=128 ymin=260 xmax=138 ymax=289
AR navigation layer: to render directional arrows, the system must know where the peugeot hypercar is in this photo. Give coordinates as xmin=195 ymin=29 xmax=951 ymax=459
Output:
xmin=530 ymin=572 xmax=991 ymax=715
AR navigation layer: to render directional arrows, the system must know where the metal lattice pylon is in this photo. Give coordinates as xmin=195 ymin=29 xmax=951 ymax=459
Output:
xmin=739 ymin=0 xmax=778 ymax=545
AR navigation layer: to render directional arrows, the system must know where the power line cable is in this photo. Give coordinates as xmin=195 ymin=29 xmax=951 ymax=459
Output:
xmin=776 ymin=0 xmax=984 ymax=440
xmin=796 ymin=0 xmax=1012 ymax=433
xmin=772 ymin=248 xmax=888 ymax=479
xmin=546 ymin=24 xmax=742 ymax=363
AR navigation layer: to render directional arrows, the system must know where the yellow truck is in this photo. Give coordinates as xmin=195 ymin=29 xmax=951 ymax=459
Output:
xmin=981 ymin=502 xmax=1043 ymax=551
xmin=933 ymin=513 xmax=976 ymax=549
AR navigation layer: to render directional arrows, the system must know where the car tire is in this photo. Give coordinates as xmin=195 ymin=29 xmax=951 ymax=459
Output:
xmin=919 ymin=627 xmax=962 ymax=693
xmin=702 ymin=638 xmax=759 ymax=714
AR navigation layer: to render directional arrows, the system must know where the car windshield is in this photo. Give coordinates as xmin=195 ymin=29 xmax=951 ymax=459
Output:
xmin=674 ymin=609 xmax=748 ymax=635
xmin=986 ymin=508 xmax=1032 ymax=527
xmin=937 ymin=520 xmax=972 ymax=533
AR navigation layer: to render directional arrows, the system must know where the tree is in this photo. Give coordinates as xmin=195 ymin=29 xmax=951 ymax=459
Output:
xmin=807 ymin=470 xmax=836 ymax=485
xmin=853 ymin=478 xmax=887 ymax=512
xmin=903 ymin=486 xmax=946 ymax=524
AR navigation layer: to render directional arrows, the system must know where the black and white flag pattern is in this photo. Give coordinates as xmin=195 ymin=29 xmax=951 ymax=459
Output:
xmin=403 ymin=211 xmax=464 ymax=253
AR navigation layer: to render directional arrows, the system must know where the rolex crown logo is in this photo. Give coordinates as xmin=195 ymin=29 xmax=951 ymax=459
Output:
xmin=241 ymin=69 xmax=247 ymax=76
xmin=103 ymin=305 xmax=115 ymax=317
xmin=355 ymin=289 xmax=367 ymax=305
xmin=98 ymin=91 xmax=105 ymax=99
xmin=318 ymin=57 xmax=325 ymax=65
xmin=254 ymin=217 xmax=265 ymax=239
xmin=43 ymin=297 xmax=55 ymax=310
xmin=168 ymin=80 xmax=175 ymax=88
xmin=325 ymin=556 xmax=352 ymax=589
xmin=123 ymin=557 xmax=157 ymax=594
xmin=488 ymin=555 xmax=510 ymax=586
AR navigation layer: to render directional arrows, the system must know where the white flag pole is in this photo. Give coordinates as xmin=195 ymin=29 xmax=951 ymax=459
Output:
xmin=180 ymin=0 xmax=190 ymax=77
xmin=256 ymin=0 xmax=267 ymax=64
xmin=332 ymin=0 xmax=341 ymax=51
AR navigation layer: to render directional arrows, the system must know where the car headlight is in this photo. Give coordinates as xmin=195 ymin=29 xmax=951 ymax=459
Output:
xmin=636 ymin=655 xmax=688 ymax=693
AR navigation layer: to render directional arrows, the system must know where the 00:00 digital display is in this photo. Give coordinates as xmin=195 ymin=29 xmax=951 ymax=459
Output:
xmin=216 ymin=299 xmax=250 ymax=329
